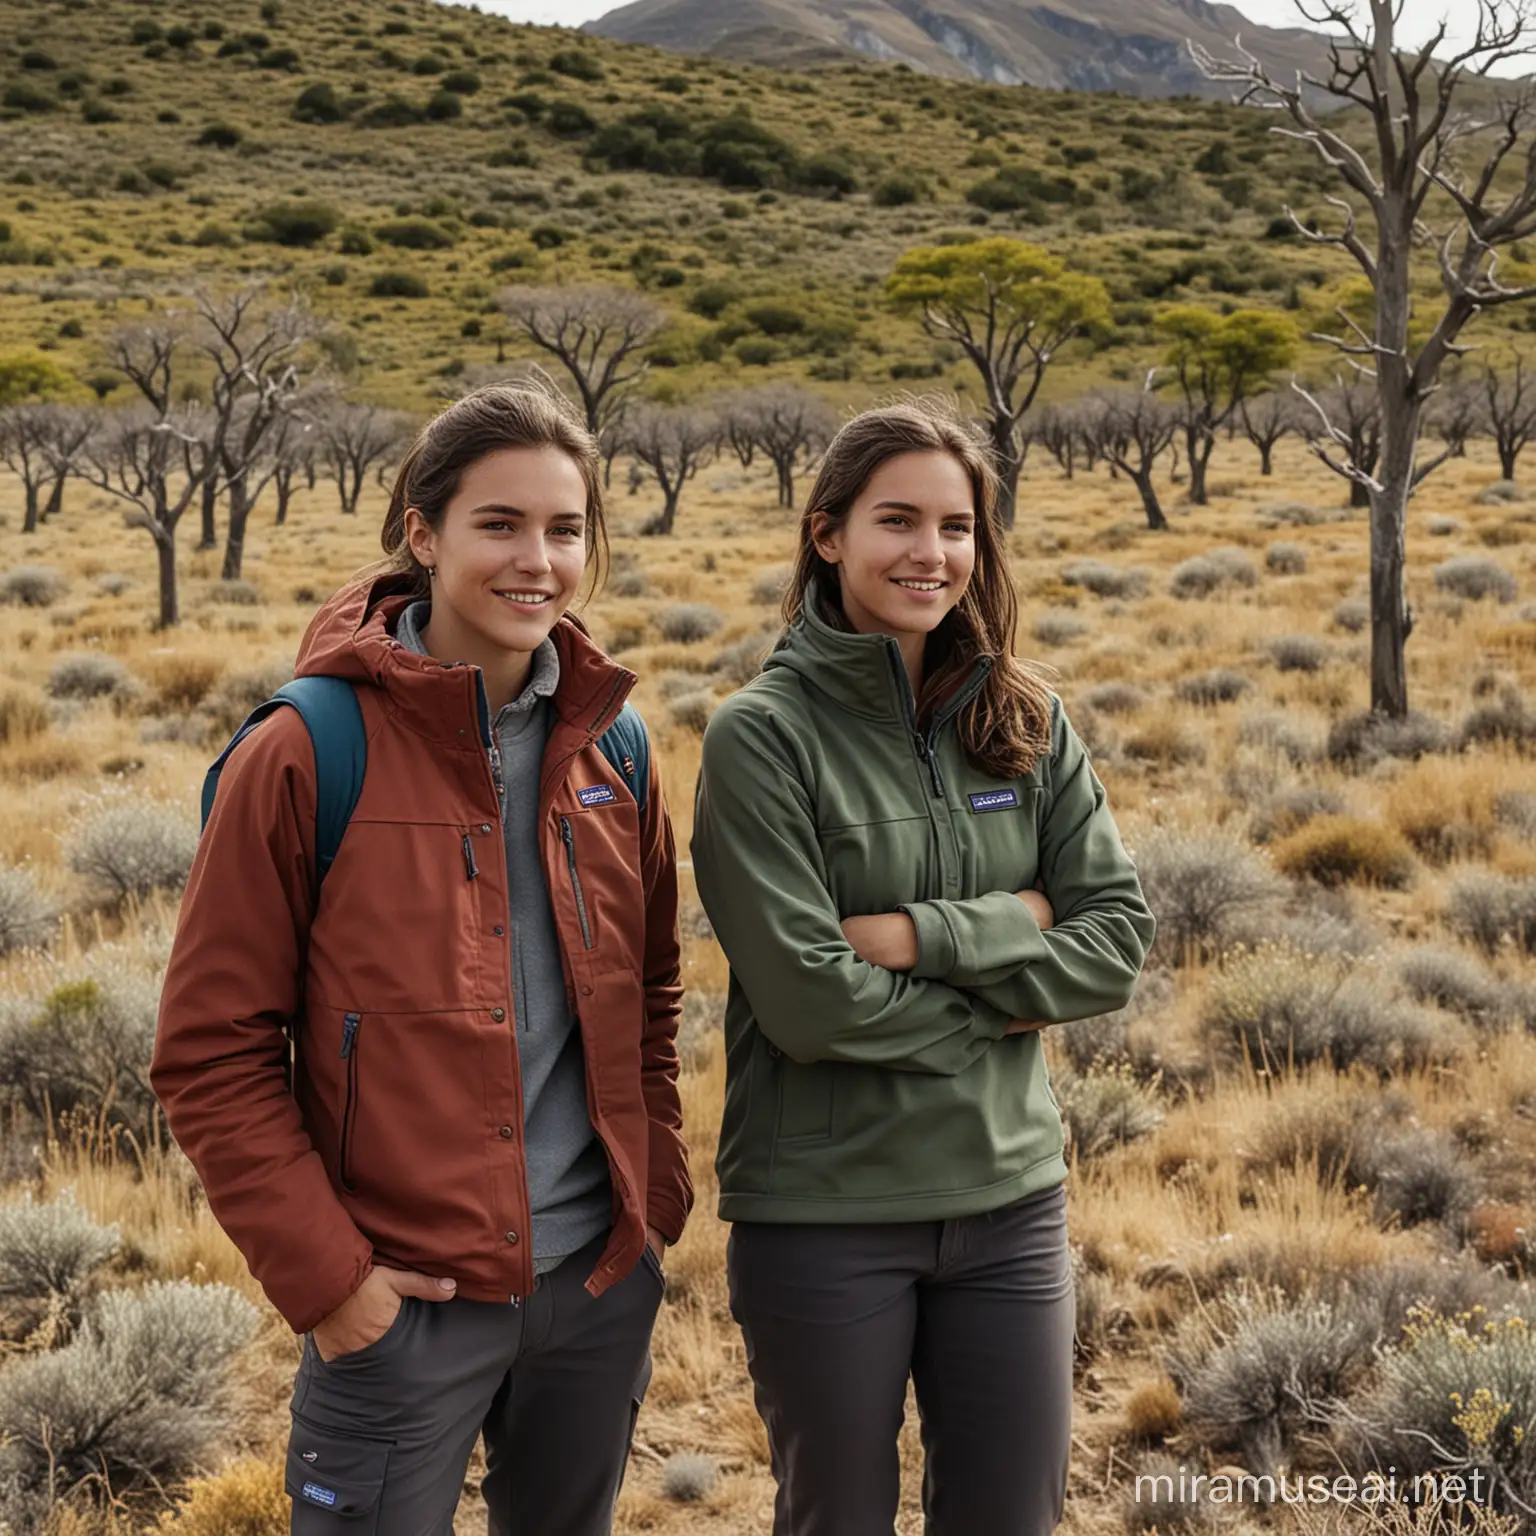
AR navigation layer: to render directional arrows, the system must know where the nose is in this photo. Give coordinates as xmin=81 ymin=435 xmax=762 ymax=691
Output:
xmin=509 ymin=530 xmax=553 ymax=576
xmin=911 ymin=527 xmax=944 ymax=568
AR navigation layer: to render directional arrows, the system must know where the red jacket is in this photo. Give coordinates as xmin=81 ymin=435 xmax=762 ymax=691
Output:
xmin=152 ymin=574 xmax=690 ymax=1334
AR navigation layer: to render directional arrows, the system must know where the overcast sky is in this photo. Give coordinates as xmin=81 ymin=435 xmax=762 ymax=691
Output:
xmin=456 ymin=0 xmax=1519 ymax=67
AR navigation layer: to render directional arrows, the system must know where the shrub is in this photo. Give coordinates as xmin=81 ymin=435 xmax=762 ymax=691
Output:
xmin=1326 ymin=709 xmax=1451 ymax=769
xmin=47 ymin=652 xmax=136 ymax=702
xmin=1248 ymin=784 xmax=1345 ymax=844
xmin=376 ymin=217 xmax=455 ymax=249
xmin=1061 ymin=559 xmax=1150 ymax=599
xmin=0 ymin=1191 xmax=119 ymax=1304
xmin=196 ymin=121 xmax=244 ymax=147
xmin=292 ymin=82 xmax=347 ymax=124
xmin=441 ymin=69 xmax=482 ymax=95
xmin=546 ymin=99 xmax=596 ymax=137
xmin=370 ymin=271 xmax=429 ymax=298
xmin=667 ymin=691 xmax=716 ymax=735
xmin=1435 ymin=555 xmax=1518 ymax=603
xmin=711 ymin=634 xmax=772 ymax=688
xmin=0 ymin=687 xmax=49 ymax=745
xmin=548 ymin=48 xmax=604 ymax=82
xmin=1173 ymin=669 xmax=1249 ymax=706
xmin=3 ymin=82 xmax=57 ymax=114
xmin=1256 ymin=500 xmax=1343 ymax=527
xmin=1445 ymin=871 xmax=1536 ymax=955
xmin=656 ymin=604 xmax=724 ymax=643
xmin=1267 ymin=634 xmax=1327 ymax=672
xmin=359 ymin=94 xmax=423 ymax=128
xmin=1265 ymin=541 xmax=1306 ymax=574
xmin=752 ymin=564 xmax=793 ymax=606
xmin=338 ymin=225 xmax=374 ymax=255
xmin=1123 ymin=719 xmax=1205 ymax=767
xmin=202 ymin=661 xmax=294 ymax=735
xmin=873 ymin=171 xmax=928 ymax=206
xmin=1032 ymin=610 xmax=1088 ymax=646
xmin=1426 ymin=514 xmax=1460 ymax=536
xmin=0 ymin=564 xmax=68 ymax=607
xmin=1081 ymin=682 xmax=1144 ymax=715
xmin=151 ymin=1456 xmax=288 ymax=1533
xmin=1202 ymin=944 xmax=1444 ymax=1073
xmin=1271 ymin=815 xmax=1415 ymax=889
xmin=1348 ymin=1308 xmax=1536 ymax=1513
xmin=660 ymin=1451 xmax=718 ymax=1502
xmin=1054 ymin=1064 xmax=1163 ymax=1158
xmin=65 ymin=801 xmax=199 ymax=903
xmin=1134 ymin=823 xmax=1286 ymax=961
xmin=254 ymin=199 xmax=339 ymax=247
xmin=1462 ymin=688 xmax=1536 ymax=753
xmin=1333 ymin=597 xmax=1368 ymax=632
xmin=0 ymin=1281 xmax=259 ymax=1503
xmin=425 ymin=90 xmax=464 ymax=121
xmin=0 ymin=864 xmax=58 ymax=956
xmin=1167 ymin=1292 xmax=1379 ymax=1472
xmin=607 ymin=567 xmax=650 ymax=599
xmin=1169 ymin=547 xmax=1258 ymax=599
xmin=205 ymin=580 xmax=261 ymax=606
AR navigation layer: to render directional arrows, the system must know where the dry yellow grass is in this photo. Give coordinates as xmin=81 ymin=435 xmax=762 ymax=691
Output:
xmin=2 ymin=435 xmax=1535 ymax=1534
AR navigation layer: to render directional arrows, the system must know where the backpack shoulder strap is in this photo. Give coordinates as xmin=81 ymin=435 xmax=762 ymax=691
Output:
xmin=595 ymin=703 xmax=650 ymax=816
xmin=201 ymin=676 xmax=367 ymax=890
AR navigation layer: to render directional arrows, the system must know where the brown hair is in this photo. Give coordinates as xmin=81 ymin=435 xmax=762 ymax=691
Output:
xmin=378 ymin=377 xmax=608 ymax=601
xmin=783 ymin=397 xmax=1054 ymax=779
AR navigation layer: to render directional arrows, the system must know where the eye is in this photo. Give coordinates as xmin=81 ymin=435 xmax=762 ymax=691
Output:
xmin=879 ymin=514 xmax=909 ymax=528
xmin=550 ymin=525 xmax=584 ymax=539
xmin=944 ymin=521 xmax=974 ymax=535
xmin=482 ymin=518 xmax=512 ymax=532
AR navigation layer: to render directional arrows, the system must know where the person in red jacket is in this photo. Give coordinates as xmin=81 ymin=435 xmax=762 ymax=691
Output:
xmin=153 ymin=381 xmax=691 ymax=1534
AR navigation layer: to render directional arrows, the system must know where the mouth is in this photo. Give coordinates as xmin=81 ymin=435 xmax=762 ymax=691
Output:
xmin=891 ymin=578 xmax=947 ymax=594
xmin=493 ymin=590 xmax=555 ymax=608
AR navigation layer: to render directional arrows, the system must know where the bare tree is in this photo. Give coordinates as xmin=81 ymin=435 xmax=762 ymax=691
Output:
xmin=36 ymin=405 xmax=95 ymax=525
xmin=1423 ymin=375 xmax=1485 ymax=459
xmin=497 ymin=286 xmax=664 ymax=435
xmin=1034 ymin=404 xmax=1081 ymax=479
xmin=1482 ymin=356 xmax=1536 ymax=480
xmin=0 ymin=405 xmax=70 ymax=534
xmin=622 ymin=404 xmax=719 ymax=536
xmin=1081 ymin=389 xmax=1180 ymax=531
xmin=272 ymin=434 xmax=317 ymax=526
xmin=192 ymin=288 xmax=322 ymax=579
xmin=1301 ymin=376 xmax=1383 ymax=510
xmin=1195 ymin=2 xmax=1536 ymax=716
xmin=720 ymin=385 xmax=837 ymax=509
xmin=318 ymin=402 xmax=413 ymax=516
xmin=76 ymin=403 xmax=217 ymax=628
xmin=1238 ymin=390 xmax=1301 ymax=476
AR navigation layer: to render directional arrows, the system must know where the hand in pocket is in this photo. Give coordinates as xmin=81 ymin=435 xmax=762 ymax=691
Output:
xmin=312 ymin=1266 xmax=456 ymax=1363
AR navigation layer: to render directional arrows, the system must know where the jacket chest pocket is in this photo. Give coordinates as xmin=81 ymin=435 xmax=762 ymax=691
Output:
xmin=951 ymin=785 xmax=1044 ymax=894
xmin=309 ymin=821 xmax=486 ymax=1013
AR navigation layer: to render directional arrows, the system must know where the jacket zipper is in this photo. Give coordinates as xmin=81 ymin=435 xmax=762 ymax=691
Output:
xmin=560 ymin=816 xmax=595 ymax=950
xmin=886 ymin=645 xmax=946 ymax=799
xmin=339 ymin=1012 xmax=361 ymax=1192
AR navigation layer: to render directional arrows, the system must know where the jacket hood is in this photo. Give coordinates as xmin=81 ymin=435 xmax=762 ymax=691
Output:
xmin=295 ymin=573 xmax=634 ymax=746
xmin=764 ymin=585 xmax=988 ymax=726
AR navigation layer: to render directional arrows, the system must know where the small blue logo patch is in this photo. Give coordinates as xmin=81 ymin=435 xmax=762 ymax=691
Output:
xmin=968 ymin=789 xmax=1020 ymax=813
xmin=302 ymin=1483 xmax=338 ymax=1508
xmin=578 ymin=784 xmax=617 ymax=807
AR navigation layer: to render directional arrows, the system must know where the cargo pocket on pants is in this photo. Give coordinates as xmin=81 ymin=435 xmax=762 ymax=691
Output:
xmin=286 ymin=1414 xmax=392 ymax=1530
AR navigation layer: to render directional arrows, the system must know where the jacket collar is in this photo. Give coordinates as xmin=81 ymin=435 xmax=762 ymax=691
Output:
xmin=764 ymin=584 xmax=990 ymax=727
xmin=294 ymin=574 xmax=633 ymax=747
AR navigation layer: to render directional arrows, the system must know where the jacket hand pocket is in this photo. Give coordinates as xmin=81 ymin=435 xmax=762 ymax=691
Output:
xmin=775 ymin=1056 xmax=834 ymax=1142
xmin=286 ymin=1414 xmax=391 ymax=1531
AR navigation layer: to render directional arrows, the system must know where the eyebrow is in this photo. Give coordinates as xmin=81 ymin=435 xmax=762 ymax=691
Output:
xmin=469 ymin=503 xmax=586 ymax=522
xmin=871 ymin=500 xmax=975 ymax=520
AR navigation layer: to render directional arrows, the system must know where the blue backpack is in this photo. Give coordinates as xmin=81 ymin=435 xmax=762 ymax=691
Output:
xmin=201 ymin=677 xmax=650 ymax=891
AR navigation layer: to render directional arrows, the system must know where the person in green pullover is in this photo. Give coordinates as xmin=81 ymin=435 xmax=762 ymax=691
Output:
xmin=691 ymin=398 xmax=1155 ymax=1535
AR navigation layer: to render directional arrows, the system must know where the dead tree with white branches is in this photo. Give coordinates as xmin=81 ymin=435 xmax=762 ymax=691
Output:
xmin=1239 ymin=389 xmax=1302 ymax=476
xmin=1195 ymin=1 xmax=1536 ymax=717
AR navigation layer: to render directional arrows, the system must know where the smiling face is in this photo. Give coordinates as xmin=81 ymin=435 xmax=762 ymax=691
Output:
xmin=813 ymin=449 xmax=978 ymax=649
xmin=404 ymin=444 xmax=591 ymax=665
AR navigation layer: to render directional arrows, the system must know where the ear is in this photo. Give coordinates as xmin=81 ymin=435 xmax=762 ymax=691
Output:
xmin=809 ymin=511 xmax=841 ymax=566
xmin=403 ymin=508 xmax=436 ymax=570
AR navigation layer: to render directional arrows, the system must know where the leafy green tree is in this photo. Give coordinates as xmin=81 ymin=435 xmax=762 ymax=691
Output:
xmin=0 ymin=350 xmax=77 ymax=407
xmin=1154 ymin=306 xmax=1298 ymax=505
xmin=888 ymin=239 xmax=1110 ymax=526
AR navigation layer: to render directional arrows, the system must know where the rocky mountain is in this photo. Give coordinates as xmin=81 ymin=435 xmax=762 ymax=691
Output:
xmin=585 ymin=0 xmax=1331 ymax=101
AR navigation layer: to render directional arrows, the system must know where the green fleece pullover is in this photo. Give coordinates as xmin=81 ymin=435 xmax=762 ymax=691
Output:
xmin=691 ymin=596 xmax=1156 ymax=1223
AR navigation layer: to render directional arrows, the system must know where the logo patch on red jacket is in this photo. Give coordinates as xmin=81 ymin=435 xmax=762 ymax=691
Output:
xmin=578 ymin=784 xmax=617 ymax=807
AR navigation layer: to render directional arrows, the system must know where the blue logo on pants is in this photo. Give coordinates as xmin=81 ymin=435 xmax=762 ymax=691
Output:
xmin=302 ymin=1483 xmax=338 ymax=1508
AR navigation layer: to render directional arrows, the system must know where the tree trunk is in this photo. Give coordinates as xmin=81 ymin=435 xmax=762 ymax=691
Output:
xmin=156 ymin=531 xmax=179 ymax=629
xmin=1186 ymin=426 xmax=1212 ymax=506
xmin=221 ymin=478 xmax=252 ymax=581
xmin=274 ymin=470 xmax=293 ymax=526
xmin=21 ymin=482 xmax=40 ymax=536
xmin=990 ymin=418 xmax=1022 ymax=529
xmin=1259 ymin=442 xmax=1274 ymax=476
xmin=1501 ymin=443 xmax=1519 ymax=481
xmin=342 ymin=466 xmax=361 ymax=515
xmin=199 ymin=477 xmax=218 ymax=549
xmin=44 ymin=470 xmax=66 ymax=520
xmin=1350 ymin=478 xmax=1372 ymax=510
xmin=1133 ymin=470 xmax=1169 ymax=531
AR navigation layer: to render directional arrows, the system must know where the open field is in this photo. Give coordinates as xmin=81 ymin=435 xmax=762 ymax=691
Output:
xmin=2 ymin=429 xmax=1535 ymax=1532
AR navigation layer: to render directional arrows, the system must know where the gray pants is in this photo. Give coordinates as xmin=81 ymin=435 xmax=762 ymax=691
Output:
xmin=728 ymin=1183 xmax=1074 ymax=1536
xmin=285 ymin=1235 xmax=665 ymax=1536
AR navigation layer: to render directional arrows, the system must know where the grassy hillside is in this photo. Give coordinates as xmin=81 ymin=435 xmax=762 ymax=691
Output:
xmin=4 ymin=0 xmax=1529 ymax=413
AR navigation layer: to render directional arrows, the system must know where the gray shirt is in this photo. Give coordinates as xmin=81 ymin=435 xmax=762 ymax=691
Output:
xmin=396 ymin=601 xmax=611 ymax=1274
